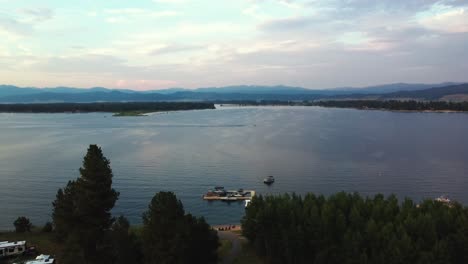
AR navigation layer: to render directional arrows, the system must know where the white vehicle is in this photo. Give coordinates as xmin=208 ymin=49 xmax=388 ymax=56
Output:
xmin=0 ymin=241 xmax=27 ymax=258
xmin=24 ymin=254 xmax=55 ymax=264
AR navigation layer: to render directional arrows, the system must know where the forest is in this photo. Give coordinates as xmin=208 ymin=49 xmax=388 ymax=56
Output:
xmin=0 ymin=102 xmax=215 ymax=113
xmin=310 ymin=100 xmax=468 ymax=111
xmin=242 ymin=192 xmax=468 ymax=264
xmin=5 ymin=145 xmax=468 ymax=263
xmin=9 ymin=145 xmax=219 ymax=264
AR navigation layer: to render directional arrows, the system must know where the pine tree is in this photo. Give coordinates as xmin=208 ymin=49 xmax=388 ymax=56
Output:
xmin=52 ymin=145 xmax=119 ymax=264
xmin=142 ymin=191 xmax=186 ymax=264
xmin=13 ymin=216 xmax=32 ymax=233
xmin=111 ymin=215 xmax=143 ymax=264
xmin=52 ymin=180 xmax=78 ymax=240
xmin=142 ymin=191 xmax=218 ymax=264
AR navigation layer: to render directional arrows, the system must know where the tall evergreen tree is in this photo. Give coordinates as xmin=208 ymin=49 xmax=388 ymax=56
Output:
xmin=52 ymin=145 xmax=119 ymax=264
xmin=142 ymin=192 xmax=186 ymax=264
xmin=142 ymin=191 xmax=218 ymax=264
xmin=111 ymin=215 xmax=143 ymax=264
xmin=242 ymin=192 xmax=468 ymax=264
xmin=52 ymin=180 xmax=78 ymax=240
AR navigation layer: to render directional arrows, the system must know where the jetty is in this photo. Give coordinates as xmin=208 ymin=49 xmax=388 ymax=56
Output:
xmin=203 ymin=187 xmax=255 ymax=201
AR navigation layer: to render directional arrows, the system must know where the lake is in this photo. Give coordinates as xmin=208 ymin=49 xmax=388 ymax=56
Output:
xmin=1 ymin=106 xmax=467 ymax=230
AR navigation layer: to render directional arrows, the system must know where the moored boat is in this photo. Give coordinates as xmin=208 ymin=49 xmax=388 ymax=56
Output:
xmin=221 ymin=195 xmax=238 ymax=202
xmin=263 ymin=175 xmax=275 ymax=184
xmin=435 ymin=196 xmax=451 ymax=204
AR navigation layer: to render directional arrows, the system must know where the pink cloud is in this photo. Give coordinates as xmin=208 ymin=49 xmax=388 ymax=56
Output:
xmin=115 ymin=79 xmax=178 ymax=90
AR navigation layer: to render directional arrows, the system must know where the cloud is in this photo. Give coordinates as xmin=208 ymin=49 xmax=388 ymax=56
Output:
xmin=236 ymin=40 xmax=318 ymax=54
xmin=0 ymin=17 xmax=33 ymax=37
xmin=32 ymin=54 xmax=138 ymax=74
xmin=148 ymin=44 xmax=205 ymax=55
xmin=243 ymin=5 xmax=264 ymax=19
xmin=0 ymin=8 xmax=54 ymax=39
xmin=152 ymin=0 xmax=187 ymax=4
xmin=115 ymin=79 xmax=177 ymax=90
xmin=104 ymin=8 xmax=178 ymax=17
xmin=169 ymin=22 xmax=247 ymax=37
xmin=2 ymin=0 xmax=468 ymax=89
xmin=19 ymin=8 xmax=54 ymax=22
xmin=104 ymin=8 xmax=179 ymax=23
xmin=19 ymin=53 xmax=184 ymax=89
xmin=258 ymin=16 xmax=313 ymax=31
xmin=418 ymin=7 xmax=468 ymax=33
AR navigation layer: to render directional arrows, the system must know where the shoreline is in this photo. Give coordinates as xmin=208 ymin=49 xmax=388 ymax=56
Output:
xmin=323 ymin=106 xmax=468 ymax=113
xmin=0 ymin=223 xmax=242 ymax=233
xmin=212 ymin=224 xmax=242 ymax=232
xmin=219 ymin=104 xmax=468 ymax=113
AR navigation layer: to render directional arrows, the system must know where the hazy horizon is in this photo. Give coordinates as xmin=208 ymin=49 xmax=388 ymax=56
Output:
xmin=1 ymin=81 xmax=467 ymax=92
xmin=1 ymin=0 xmax=468 ymax=90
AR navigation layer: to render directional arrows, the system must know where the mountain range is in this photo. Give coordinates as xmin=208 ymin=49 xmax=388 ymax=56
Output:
xmin=0 ymin=82 xmax=466 ymax=103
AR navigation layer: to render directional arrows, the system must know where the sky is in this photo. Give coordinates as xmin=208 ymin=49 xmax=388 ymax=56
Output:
xmin=1 ymin=0 xmax=468 ymax=90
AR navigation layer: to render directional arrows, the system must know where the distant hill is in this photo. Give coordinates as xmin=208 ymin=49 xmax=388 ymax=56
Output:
xmin=382 ymin=83 xmax=468 ymax=101
xmin=40 ymin=87 xmax=128 ymax=94
xmin=0 ymin=85 xmax=44 ymax=97
xmin=0 ymin=83 xmax=467 ymax=103
xmin=334 ymin=82 xmax=461 ymax=94
xmin=0 ymin=91 xmax=167 ymax=103
xmin=0 ymin=90 xmax=323 ymax=103
xmin=193 ymin=85 xmax=315 ymax=94
xmin=0 ymin=85 xmax=136 ymax=97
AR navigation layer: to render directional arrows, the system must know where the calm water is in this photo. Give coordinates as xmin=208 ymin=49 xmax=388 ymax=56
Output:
xmin=1 ymin=106 xmax=467 ymax=230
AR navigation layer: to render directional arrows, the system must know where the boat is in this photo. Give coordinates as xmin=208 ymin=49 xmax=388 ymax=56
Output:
xmin=245 ymin=199 xmax=251 ymax=208
xmin=435 ymin=196 xmax=451 ymax=204
xmin=221 ymin=195 xmax=238 ymax=202
xmin=263 ymin=175 xmax=275 ymax=184
xmin=24 ymin=254 xmax=55 ymax=264
xmin=203 ymin=188 xmax=255 ymax=201
xmin=213 ymin=186 xmax=226 ymax=195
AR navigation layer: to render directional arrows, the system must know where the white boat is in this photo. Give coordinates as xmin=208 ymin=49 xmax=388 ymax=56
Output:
xmin=263 ymin=175 xmax=275 ymax=184
xmin=24 ymin=254 xmax=55 ymax=264
xmin=435 ymin=196 xmax=451 ymax=204
xmin=221 ymin=195 xmax=238 ymax=202
xmin=245 ymin=199 xmax=251 ymax=208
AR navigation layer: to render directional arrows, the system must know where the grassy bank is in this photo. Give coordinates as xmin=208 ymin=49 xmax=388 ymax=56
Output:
xmin=112 ymin=111 xmax=149 ymax=116
xmin=0 ymin=102 xmax=216 ymax=114
xmin=233 ymin=240 xmax=263 ymax=264
xmin=1 ymin=227 xmax=262 ymax=264
xmin=0 ymin=229 xmax=60 ymax=264
xmin=217 ymin=239 xmax=233 ymax=260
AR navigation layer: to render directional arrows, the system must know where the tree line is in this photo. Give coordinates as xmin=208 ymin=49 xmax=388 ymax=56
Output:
xmin=50 ymin=145 xmax=218 ymax=264
xmin=216 ymin=99 xmax=468 ymax=112
xmin=0 ymin=102 xmax=215 ymax=113
xmin=9 ymin=144 xmax=468 ymax=263
xmin=310 ymin=100 xmax=468 ymax=112
xmin=242 ymin=192 xmax=468 ymax=264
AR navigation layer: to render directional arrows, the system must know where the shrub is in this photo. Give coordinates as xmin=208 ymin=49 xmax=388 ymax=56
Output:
xmin=14 ymin=216 xmax=32 ymax=233
xmin=42 ymin=222 xmax=53 ymax=232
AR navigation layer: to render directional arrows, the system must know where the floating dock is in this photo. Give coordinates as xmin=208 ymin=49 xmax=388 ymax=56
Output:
xmin=203 ymin=188 xmax=255 ymax=201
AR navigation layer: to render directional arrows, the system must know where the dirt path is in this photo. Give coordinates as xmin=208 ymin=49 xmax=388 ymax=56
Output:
xmin=217 ymin=230 xmax=242 ymax=264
